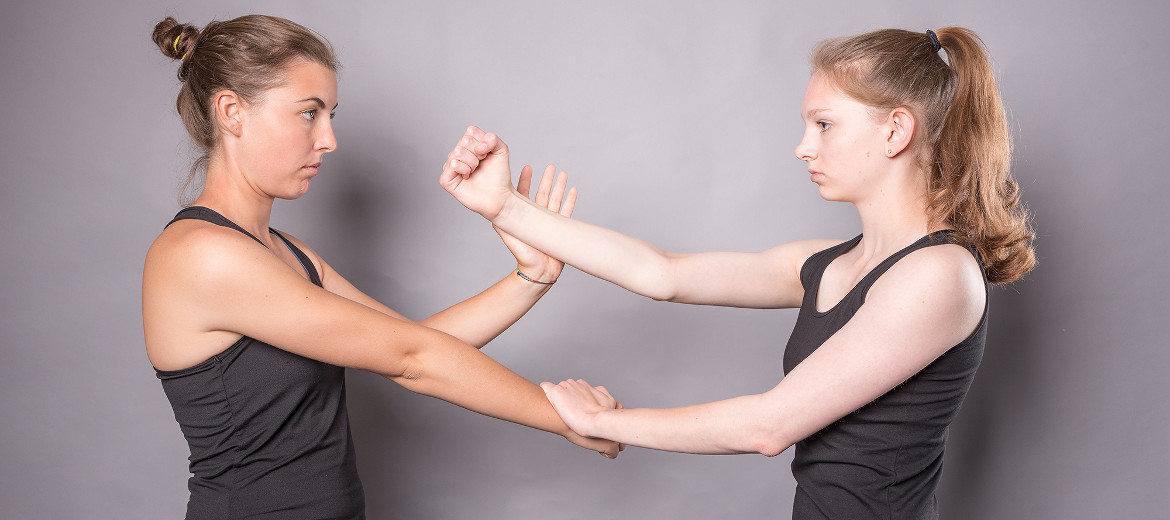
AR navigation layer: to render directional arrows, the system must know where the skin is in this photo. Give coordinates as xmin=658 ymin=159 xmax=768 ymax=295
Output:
xmin=142 ymin=59 xmax=621 ymax=458
xmin=438 ymin=71 xmax=986 ymax=456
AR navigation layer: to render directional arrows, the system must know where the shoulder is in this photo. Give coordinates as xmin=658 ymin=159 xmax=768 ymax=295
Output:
xmin=867 ymin=243 xmax=986 ymax=342
xmin=772 ymin=238 xmax=851 ymax=279
xmin=765 ymin=238 xmax=848 ymax=264
xmin=144 ymin=220 xmax=295 ymax=304
xmin=147 ymin=220 xmax=268 ymax=280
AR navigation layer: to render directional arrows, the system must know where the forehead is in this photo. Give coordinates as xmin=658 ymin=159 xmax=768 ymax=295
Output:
xmin=800 ymin=72 xmax=863 ymax=117
xmin=272 ymin=60 xmax=338 ymax=105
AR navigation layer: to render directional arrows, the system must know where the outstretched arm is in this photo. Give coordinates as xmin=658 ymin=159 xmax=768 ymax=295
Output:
xmin=441 ymin=126 xmax=834 ymax=309
xmin=540 ymin=245 xmax=986 ymax=455
xmin=143 ymin=224 xmax=622 ymax=458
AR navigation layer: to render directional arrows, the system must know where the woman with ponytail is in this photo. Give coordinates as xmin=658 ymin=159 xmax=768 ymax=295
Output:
xmin=144 ymin=15 xmax=620 ymax=520
xmin=442 ymin=27 xmax=1034 ymax=518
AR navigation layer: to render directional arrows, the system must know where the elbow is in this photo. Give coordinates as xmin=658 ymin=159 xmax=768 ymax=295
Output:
xmin=630 ymin=255 xmax=682 ymax=302
xmin=751 ymin=431 xmax=793 ymax=458
xmin=640 ymin=274 xmax=681 ymax=302
xmin=645 ymin=286 xmax=678 ymax=302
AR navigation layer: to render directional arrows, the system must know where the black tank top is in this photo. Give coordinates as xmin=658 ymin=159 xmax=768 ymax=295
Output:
xmin=783 ymin=232 xmax=987 ymax=520
xmin=155 ymin=206 xmax=365 ymax=519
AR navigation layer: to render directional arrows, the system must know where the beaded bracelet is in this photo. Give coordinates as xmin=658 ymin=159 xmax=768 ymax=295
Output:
xmin=515 ymin=269 xmax=556 ymax=285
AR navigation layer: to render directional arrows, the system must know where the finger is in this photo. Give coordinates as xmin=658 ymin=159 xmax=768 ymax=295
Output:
xmin=465 ymin=125 xmax=486 ymax=141
xmin=475 ymin=132 xmax=508 ymax=159
xmin=517 ymin=165 xmax=533 ymax=197
xmin=451 ymin=147 xmax=482 ymax=171
xmin=560 ymin=186 xmax=578 ymax=218
xmin=594 ymin=385 xmax=614 ymax=401
xmin=443 ymin=158 xmax=469 ymax=178
xmin=548 ymin=170 xmax=568 ymax=213
xmin=590 ymin=386 xmax=617 ymax=408
xmin=534 ymin=164 xmax=555 ymax=207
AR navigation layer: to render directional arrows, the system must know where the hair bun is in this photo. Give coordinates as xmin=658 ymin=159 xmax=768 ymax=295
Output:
xmin=152 ymin=16 xmax=199 ymax=62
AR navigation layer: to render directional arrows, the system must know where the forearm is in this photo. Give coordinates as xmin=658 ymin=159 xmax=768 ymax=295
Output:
xmin=419 ymin=270 xmax=552 ymax=348
xmin=493 ymin=192 xmax=678 ymax=301
xmin=585 ymin=394 xmax=791 ymax=456
xmin=389 ymin=333 xmax=568 ymax=435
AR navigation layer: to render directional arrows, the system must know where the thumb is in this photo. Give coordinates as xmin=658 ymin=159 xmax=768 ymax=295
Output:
xmin=476 ymin=132 xmax=509 ymax=160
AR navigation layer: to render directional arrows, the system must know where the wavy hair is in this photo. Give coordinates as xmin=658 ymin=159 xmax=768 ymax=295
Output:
xmin=812 ymin=27 xmax=1035 ymax=284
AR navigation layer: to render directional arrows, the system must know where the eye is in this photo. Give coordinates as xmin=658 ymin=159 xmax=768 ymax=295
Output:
xmin=329 ymin=111 xmax=336 ymax=120
xmin=817 ymin=120 xmax=831 ymax=131
xmin=301 ymin=109 xmax=317 ymax=121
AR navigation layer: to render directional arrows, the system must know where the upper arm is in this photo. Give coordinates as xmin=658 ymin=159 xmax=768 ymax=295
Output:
xmin=275 ymin=232 xmax=411 ymax=321
xmin=148 ymin=227 xmax=437 ymax=376
xmin=664 ymin=239 xmax=842 ymax=308
xmin=757 ymin=244 xmax=985 ymax=448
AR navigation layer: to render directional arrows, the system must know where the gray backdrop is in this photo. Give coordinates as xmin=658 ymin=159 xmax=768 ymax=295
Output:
xmin=2 ymin=0 xmax=1167 ymax=518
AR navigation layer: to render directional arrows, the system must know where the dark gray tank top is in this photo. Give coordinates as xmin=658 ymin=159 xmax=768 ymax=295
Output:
xmin=783 ymin=231 xmax=987 ymax=520
xmin=156 ymin=206 xmax=364 ymax=519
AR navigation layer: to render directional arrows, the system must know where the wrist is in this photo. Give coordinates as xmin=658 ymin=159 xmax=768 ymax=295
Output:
xmin=515 ymin=267 xmax=556 ymax=285
xmin=493 ymin=189 xmax=526 ymax=230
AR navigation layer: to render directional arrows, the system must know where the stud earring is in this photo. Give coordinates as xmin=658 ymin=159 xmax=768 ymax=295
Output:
xmin=887 ymin=149 xmax=892 ymax=155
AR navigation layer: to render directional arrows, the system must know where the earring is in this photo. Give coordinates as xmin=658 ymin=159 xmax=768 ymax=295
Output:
xmin=887 ymin=149 xmax=892 ymax=155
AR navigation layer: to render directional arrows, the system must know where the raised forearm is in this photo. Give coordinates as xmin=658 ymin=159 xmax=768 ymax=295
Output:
xmin=419 ymin=270 xmax=552 ymax=348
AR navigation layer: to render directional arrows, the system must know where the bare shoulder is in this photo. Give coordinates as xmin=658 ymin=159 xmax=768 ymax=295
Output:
xmin=145 ymin=219 xmax=273 ymax=288
xmin=777 ymin=238 xmax=848 ymax=264
xmin=868 ymin=243 xmax=986 ymax=342
xmin=143 ymin=220 xmax=282 ymax=369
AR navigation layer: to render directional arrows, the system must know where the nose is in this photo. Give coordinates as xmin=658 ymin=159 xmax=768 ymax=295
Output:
xmin=317 ymin=119 xmax=338 ymax=153
xmin=794 ymin=133 xmax=814 ymax=161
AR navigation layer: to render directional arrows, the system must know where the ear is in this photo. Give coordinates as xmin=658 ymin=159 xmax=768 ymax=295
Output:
xmin=884 ymin=107 xmax=916 ymax=158
xmin=213 ymin=90 xmax=244 ymax=138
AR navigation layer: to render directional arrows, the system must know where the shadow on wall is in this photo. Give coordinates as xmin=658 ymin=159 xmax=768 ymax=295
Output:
xmin=317 ymin=143 xmax=448 ymax=515
xmin=938 ymin=278 xmax=1041 ymax=518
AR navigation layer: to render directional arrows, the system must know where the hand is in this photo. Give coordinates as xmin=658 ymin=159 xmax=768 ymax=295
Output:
xmin=497 ymin=165 xmax=578 ymax=283
xmin=540 ymin=379 xmax=619 ymax=440
xmin=440 ymin=126 xmax=515 ymax=221
xmin=564 ymin=428 xmax=624 ymax=459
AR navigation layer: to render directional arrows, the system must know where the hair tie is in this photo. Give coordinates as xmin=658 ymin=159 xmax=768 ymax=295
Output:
xmin=926 ymin=29 xmax=941 ymax=52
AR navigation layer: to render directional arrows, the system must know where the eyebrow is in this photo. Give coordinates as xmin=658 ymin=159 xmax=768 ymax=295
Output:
xmin=804 ymin=108 xmax=829 ymax=118
xmin=296 ymin=97 xmax=339 ymax=111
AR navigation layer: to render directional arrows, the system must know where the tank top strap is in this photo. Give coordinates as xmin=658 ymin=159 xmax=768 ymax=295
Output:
xmin=850 ymin=230 xmax=960 ymax=301
xmin=165 ymin=206 xmax=323 ymax=288
xmin=166 ymin=206 xmax=266 ymax=247
xmin=270 ymin=229 xmax=323 ymax=287
xmin=800 ymin=235 xmax=863 ymax=289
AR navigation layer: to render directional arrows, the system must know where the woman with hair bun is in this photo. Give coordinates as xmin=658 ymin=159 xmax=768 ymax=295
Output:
xmin=144 ymin=15 xmax=620 ymax=520
xmin=442 ymin=27 xmax=1035 ymax=518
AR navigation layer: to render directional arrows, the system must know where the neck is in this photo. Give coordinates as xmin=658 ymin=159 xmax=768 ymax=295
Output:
xmin=192 ymin=153 xmax=276 ymax=240
xmin=851 ymin=165 xmax=941 ymax=259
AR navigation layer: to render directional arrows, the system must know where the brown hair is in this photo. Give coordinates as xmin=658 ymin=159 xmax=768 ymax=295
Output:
xmin=151 ymin=15 xmax=339 ymax=200
xmin=811 ymin=27 xmax=1035 ymax=284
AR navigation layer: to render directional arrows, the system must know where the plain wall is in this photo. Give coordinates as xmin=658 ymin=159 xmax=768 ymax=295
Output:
xmin=2 ymin=0 xmax=1167 ymax=518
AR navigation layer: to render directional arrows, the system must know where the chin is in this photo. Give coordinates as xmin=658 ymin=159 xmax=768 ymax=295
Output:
xmin=816 ymin=185 xmax=857 ymax=204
